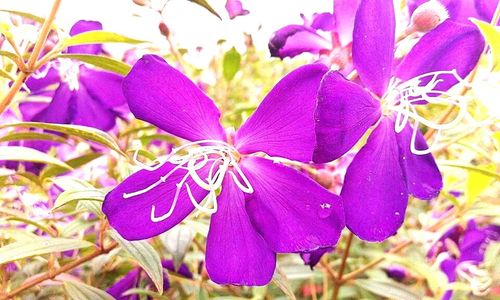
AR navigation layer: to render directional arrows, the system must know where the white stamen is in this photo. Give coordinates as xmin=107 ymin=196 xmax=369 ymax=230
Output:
xmin=123 ymin=140 xmax=254 ymax=222
xmin=56 ymin=59 xmax=81 ymax=91
xmin=384 ymin=69 xmax=470 ymax=155
xmin=456 ymin=261 xmax=492 ymax=296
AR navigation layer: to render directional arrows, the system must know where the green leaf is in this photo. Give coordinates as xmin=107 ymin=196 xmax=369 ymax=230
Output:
xmin=110 ymin=231 xmax=164 ymax=294
xmin=64 ymin=281 xmax=114 ymax=300
xmin=57 ymin=54 xmax=131 ymax=75
xmin=0 ymin=50 xmax=19 ymax=62
xmin=223 ymin=47 xmax=241 ymax=81
xmin=0 ymin=146 xmax=72 ymax=170
xmin=123 ymin=288 xmax=169 ymax=299
xmin=0 ymin=131 xmax=68 ymax=144
xmin=439 ymin=161 xmax=500 ymax=180
xmin=63 ymin=30 xmax=145 ymax=47
xmin=355 ymin=279 xmax=421 ymax=300
xmin=0 ymin=238 xmax=93 ymax=264
xmin=466 ymin=163 xmax=496 ymax=205
xmin=187 ymin=0 xmax=221 ymax=19
xmin=0 ymin=68 xmax=15 ymax=81
xmin=52 ymin=189 xmax=105 ymax=212
xmin=0 ymin=10 xmax=47 ymax=25
xmin=0 ymin=122 xmax=127 ymax=158
xmin=272 ymin=268 xmax=297 ymax=300
xmin=41 ymin=152 xmax=102 ymax=179
xmin=471 ymin=18 xmax=500 ymax=72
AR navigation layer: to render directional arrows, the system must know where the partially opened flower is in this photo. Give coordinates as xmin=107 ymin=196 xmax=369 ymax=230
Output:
xmin=20 ymin=20 xmax=127 ymax=131
xmin=107 ymin=259 xmax=193 ymax=299
xmin=268 ymin=0 xmax=359 ymax=71
xmin=103 ymin=55 xmax=345 ymax=285
xmin=431 ymin=221 xmax=500 ymax=299
xmin=225 ymin=0 xmax=249 ymax=19
xmin=314 ymin=0 xmax=484 ymax=241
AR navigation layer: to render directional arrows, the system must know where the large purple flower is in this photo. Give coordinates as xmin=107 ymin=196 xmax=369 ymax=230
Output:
xmin=431 ymin=221 xmax=500 ymax=299
xmin=314 ymin=0 xmax=484 ymax=241
xmin=21 ymin=20 xmax=127 ymax=131
xmin=103 ymin=55 xmax=345 ymax=285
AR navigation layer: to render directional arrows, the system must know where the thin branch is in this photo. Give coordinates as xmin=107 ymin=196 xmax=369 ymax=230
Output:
xmin=332 ymin=232 xmax=354 ymax=300
xmin=0 ymin=241 xmax=118 ymax=300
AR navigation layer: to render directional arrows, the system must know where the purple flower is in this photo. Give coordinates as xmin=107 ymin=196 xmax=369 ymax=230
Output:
xmin=300 ymin=246 xmax=333 ymax=269
xmin=432 ymin=221 xmax=500 ymax=299
xmin=107 ymin=260 xmax=192 ymax=299
xmin=225 ymin=0 xmax=249 ymax=19
xmin=103 ymin=55 xmax=345 ymax=285
xmin=268 ymin=0 xmax=359 ymax=69
xmin=408 ymin=0 xmax=499 ymax=25
xmin=314 ymin=0 xmax=484 ymax=241
xmin=21 ymin=20 xmax=127 ymax=131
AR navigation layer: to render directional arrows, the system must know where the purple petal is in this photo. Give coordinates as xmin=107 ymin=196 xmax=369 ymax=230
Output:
xmin=352 ymin=0 xmax=395 ymax=96
xmin=341 ymin=118 xmax=408 ymax=242
xmin=241 ymin=156 xmax=345 ymax=252
xmin=395 ymin=20 xmax=484 ymax=91
xmin=395 ymin=122 xmax=442 ymax=199
xmin=475 ymin=0 xmax=498 ymax=23
xmin=300 ymin=247 xmax=333 ymax=269
xmin=268 ymin=25 xmax=331 ymax=59
xmin=103 ymin=162 xmax=208 ymax=240
xmin=25 ymin=66 xmax=60 ymax=92
xmin=225 ymin=0 xmax=249 ymax=19
xmin=106 ymin=268 xmax=141 ymax=300
xmin=234 ymin=63 xmax=328 ymax=162
xmin=440 ymin=256 xmax=457 ymax=300
xmin=79 ymin=66 xmax=126 ymax=108
xmin=334 ymin=0 xmax=361 ymax=46
xmin=30 ymin=83 xmax=74 ymax=124
xmin=161 ymin=260 xmax=193 ymax=279
xmin=313 ymin=71 xmax=381 ymax=163
xmin=72 ymin=84 xmax=117 ymax=131
xmin=67 ymin=20 xmax=103 ymax=55
xmin=123 ymin=55 xmax=226 ymax=142
xmin=19 ymin=101 xmax=50 ymax=121
xmin=205 ymin=176 xmax=276 ymax=286
xmin=311 ymin=13 xmax=335 ymax=31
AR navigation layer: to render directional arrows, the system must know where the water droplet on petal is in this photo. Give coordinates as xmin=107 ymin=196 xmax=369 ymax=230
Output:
xmin=318 ymin=202 xmax=332 ymax=219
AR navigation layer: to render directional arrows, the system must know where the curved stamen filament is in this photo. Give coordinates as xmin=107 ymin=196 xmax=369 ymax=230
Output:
xmin=123 ymin=140 xmax=254 ymax=222
xmin=385 ymin=69 xmax=471 ymax=155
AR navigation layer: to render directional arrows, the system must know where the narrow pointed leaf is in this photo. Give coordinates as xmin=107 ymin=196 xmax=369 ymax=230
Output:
xmin=0 ymin=146 xmax=72 ymax=170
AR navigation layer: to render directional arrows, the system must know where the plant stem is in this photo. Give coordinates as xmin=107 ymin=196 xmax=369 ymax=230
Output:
xmin=332 ymin=232 xmax=353 ymax=300
xmin=0 ymin=241 xmax=118 ymax=300
xmin=0 ymin=0 xmax=62 ymax=115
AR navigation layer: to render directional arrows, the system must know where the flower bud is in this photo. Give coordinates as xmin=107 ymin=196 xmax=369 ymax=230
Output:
xmin=132 ymin=0 xmax=149 ymax=6
xmin=410 ymin=0 xmax=449 ymax=32
xmin=158 ymin=22 xmax=170 ymax=37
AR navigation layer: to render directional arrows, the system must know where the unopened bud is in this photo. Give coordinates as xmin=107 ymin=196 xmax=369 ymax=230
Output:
xmin=410 ymin=0 xmax=449 ymax=32
xmin=158 ymin=22 xmax=170 ymax=37
xmin=132 ymin=0 xmax=149 ymax=6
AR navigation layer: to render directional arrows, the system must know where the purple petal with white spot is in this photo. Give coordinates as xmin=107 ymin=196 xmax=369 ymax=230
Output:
xmin=352 ymin=0 xmax=395 ymax=96
xmin=313 ymin=71 xmax=381 ymax=163
xmin=241 ymin=156 xmax=344 ymax=252
xmin=205 ymin=176 xmax=276 ymax=285
xmin=235 ymin=63 xmax=328 ymax=162
xmin=123 ymin=55 xmax=226 ymax=142
xmin=341 ymin=118 xmax=408 ymax=242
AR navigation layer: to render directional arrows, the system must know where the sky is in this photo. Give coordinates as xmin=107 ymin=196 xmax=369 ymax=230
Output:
xmin=1 ymin=0 xmax=332 ymax=65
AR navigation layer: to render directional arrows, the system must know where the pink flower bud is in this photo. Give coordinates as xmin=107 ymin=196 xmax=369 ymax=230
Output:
xmin=159 ymin=22 xmax=170 ymax=37
xmin=411 ymin=0 xmax=449 ymax=32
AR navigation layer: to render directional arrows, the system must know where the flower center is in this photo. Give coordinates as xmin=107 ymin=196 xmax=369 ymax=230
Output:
xmin=123 ymin=140 xmax=253 ymax=223
xmin=56 ymin=59 xmax=81 ymax=91
xmin=381 ymin=69 xmax=470 ymax=155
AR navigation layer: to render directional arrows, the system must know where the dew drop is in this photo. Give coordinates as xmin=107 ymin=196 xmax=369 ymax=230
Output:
xmin=318 ymin=202 xmax=332 ymax=219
